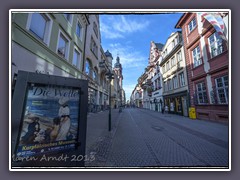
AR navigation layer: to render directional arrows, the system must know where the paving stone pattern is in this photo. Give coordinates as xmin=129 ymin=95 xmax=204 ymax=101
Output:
xmin=85 ymin=108 xmax=229 ymax=168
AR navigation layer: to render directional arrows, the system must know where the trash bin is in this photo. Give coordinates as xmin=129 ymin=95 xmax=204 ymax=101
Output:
xmin=189 ymin=107 xmax=196 ymax=119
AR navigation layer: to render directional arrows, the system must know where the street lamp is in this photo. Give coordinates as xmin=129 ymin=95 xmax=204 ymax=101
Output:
xmin=119 ymin=88 xmax=122 ymax=113
xmin=105 ymin=70 xmax=114 ymax=131
xmin=99 ymin=60 xmax=114 ymax=131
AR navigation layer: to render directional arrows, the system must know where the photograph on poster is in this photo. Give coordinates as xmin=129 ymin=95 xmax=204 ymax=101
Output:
xmin=16 ymin=84 xmax=80 ymax=157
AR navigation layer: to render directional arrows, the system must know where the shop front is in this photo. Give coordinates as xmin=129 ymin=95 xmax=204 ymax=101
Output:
xmin=163 ymin=91 xmax=189 ymax=116
xmin=153 ymin=98 xmax=163 ymax=112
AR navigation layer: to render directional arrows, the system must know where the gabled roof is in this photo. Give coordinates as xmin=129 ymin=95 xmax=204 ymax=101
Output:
xmin=162 ymin=31 xmax=182 ymax=51
xmin=175 ymin=13 xmax=191 ymax=28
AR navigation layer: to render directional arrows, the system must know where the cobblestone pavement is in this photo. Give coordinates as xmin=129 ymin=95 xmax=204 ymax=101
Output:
xmin=85 ymin=108 xmax=229 ymax=168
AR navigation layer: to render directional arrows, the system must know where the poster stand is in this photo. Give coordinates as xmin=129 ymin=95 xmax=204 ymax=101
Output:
xmin=11 ymin=71 xmax=88 ymax=168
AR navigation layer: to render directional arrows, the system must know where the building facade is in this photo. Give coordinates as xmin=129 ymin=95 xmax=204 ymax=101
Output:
xmin=12 ymin=13 xmax=88 ymax=80
xmin=175 ymin=12 xmax=229 ymax=121
xmin=83 ymin=14 xmax=103 ymax=112
xmin=11 ymin=12 xmax=122 ymax=113
xmin=131 ymin=41 xmax=164 ymax=111
xmin=149 ymin=41 xmax=164 ymax=112
xmin=160 ymin=31 xmax=189 ymax=116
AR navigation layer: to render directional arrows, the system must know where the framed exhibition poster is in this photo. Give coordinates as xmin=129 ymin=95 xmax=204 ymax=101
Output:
xmin=11 ymin=71 xmax=88 ymax=168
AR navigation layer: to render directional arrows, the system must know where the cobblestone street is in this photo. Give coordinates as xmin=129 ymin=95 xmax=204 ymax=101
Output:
xmin=85 ymin=108 xmax=229 ymax=168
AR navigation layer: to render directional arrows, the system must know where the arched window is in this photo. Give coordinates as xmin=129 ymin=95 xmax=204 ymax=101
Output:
xmin=85 ymin=60 xmax=90 ymax=76
xmin=93 ymin=70 xmax=97 ymax=81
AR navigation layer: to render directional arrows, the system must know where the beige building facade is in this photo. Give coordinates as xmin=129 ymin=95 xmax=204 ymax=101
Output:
xmin=160 ymin=31 xmax=189 ymax=116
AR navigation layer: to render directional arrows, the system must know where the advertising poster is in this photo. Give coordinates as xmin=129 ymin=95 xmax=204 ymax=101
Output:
xmin=16 ymin=84 xmax=80 ymax=157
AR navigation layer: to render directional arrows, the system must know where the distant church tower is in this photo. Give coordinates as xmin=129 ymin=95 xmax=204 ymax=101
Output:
xmin=114 ymin=55 xmax=123 ymax=89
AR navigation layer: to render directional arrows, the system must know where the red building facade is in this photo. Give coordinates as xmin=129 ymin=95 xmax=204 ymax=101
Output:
xmin=176 ymin=13 xmax=229 ymax=122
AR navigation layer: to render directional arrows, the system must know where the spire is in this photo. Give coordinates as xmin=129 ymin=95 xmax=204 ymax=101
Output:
xmin=114 ymin=54 xmax=122 ymax=69
xmin=105 ymin=50 xmax=113 ymax=59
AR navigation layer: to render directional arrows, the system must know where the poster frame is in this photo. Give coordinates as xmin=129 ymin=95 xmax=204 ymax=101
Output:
xmin=11 ymin=70 xmax=88 ymax=168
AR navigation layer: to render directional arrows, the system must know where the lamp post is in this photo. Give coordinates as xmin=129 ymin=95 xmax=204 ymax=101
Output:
xmin=99 ymin=60 xmax=114 ymax=131
xmin=119 ymin=88 xmax=122 ymax=113
xmin=106 ymin=70 xmax=114 ymax=131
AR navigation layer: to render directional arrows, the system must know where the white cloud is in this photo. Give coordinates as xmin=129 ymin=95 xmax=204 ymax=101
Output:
xmin=100 ymin=23 xmax=124 ymax=39
xmin=100 ymin=15 xmax=150 ymax=39
xmin=113 ymin=15 xmax=150 ymax=33
xmin=108 ymin=43 xmax=147 ymax=69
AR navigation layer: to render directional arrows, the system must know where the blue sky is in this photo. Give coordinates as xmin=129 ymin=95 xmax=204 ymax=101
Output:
xmin=100 ymin=13 xmax=183 ymax=101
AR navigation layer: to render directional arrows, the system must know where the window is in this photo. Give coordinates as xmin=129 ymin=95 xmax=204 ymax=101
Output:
xmin=90 ymin=37 xmax=98 ymax=57
xmin=76 ymin=21 xmax=82 ymax=40
xmin=93 ymin=22 xmax=98 ymax=38
xmin=179 ymin=72 xmax=185 ymax=87
xmin=166 ymin=61 xmax=170 ymax=71
xmin=64 ymin=13 xmax=73 ymax=24
xmin=162 ymin=65 xmax=165 ymax=73
xmin=73 ymin=49 xmax=81 ymax=69
xmin=93 ymin=70 xmax=98 ymax=82
xmin=172 ymin=40 xmax=175 ymax=49
xmin=168 ymin=79 xmax=172 ymax=90
xmin=85 ymin=61 xmax=90 ymax=76
xmin=173 ymin=76 xmax=178 ymax=89
xmin=215 ymin=76 xmax=228 ymax=104
xmin=192 ymin=46 xmax=202 ymax=68
xmin=158 ymin=78 xmax=161 ymax=89
xmin=171 ymin=56 xmax=176 ymax=67
xmin=175 ymin=37 xmax=178 ymax=46
xmin=163 ymin=49 xmax=168 ymax=58
xmin=188 ymin=17 xmax=196 ymax=32
xmin=164 ymin=81 xmax=168 ymax=92
xmin=196 ymin=82 xmax=208 ymax=104
xmin=209 ymin=32 xmax=224 ymax=58
xmin=57 ymin=32 xmax=69 ymax=59
xmin=177 ymin=51 xmax=182 ymax=62
xmin=27 ymin=13 xmax=52 ymax=45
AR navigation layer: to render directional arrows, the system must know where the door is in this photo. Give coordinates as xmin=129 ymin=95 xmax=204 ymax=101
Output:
xmin=182 ymin=96 xmax=188 ymax=117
